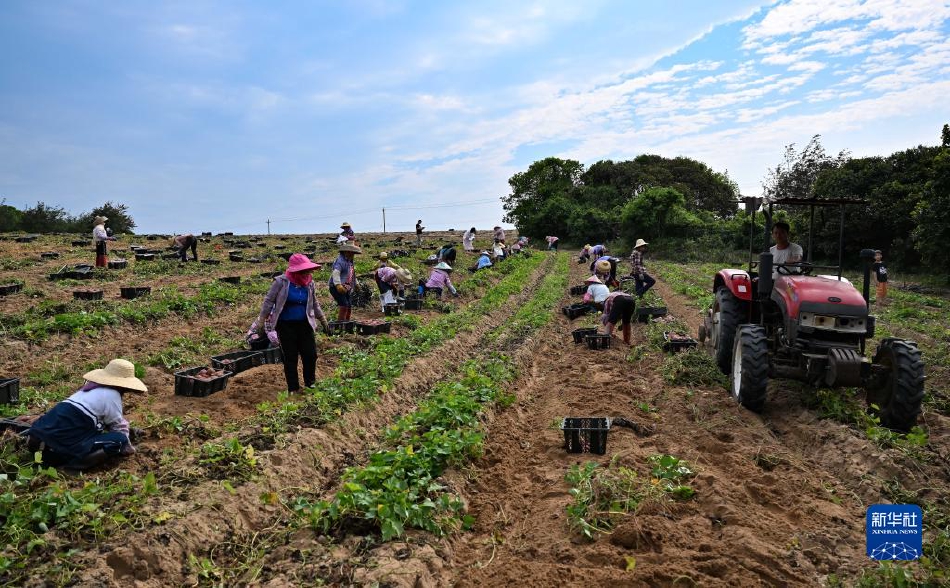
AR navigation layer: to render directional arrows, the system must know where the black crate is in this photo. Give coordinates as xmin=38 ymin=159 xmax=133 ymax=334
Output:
xmin=229 ymin=253 xmax=244 ymax=262
xmin=403 ymin=298 xmax=423 ymax=311
xmin=246 ymin=257 xmax=263 ymax=264
xmin=15 ymin=236 xmax=36 ymax=243
xmin=585 ymin=334 xmax=611 ymax=350
xmin=120 ymin=286 xmax=151 ymax=299
xmin=0 ymin=378 xmax=20 ymax=404
xmin=571 ymin=327 xmax=599 ymax=344
xmin=277 ymin=252 xmax=293 ymax=261
xmin=274 ymin=245 xmax=286 ymax=250
xmin=174 ymin=366 xmax=233 ymax=397
xmin=200 ymin=259 xmax=221 ymax=265
xmin=220 ymin=276 xmax=241 ymax=284
xmin=383 ymin=303 xmax=402 ymax=316
xmin=327 ymin=320 xmax=355 ymax=336
xmin=259 ymin=346 xmax=283 ymax=364
xmin=41 ymin=252 xmax=60 ymax=259
xmin=355 ymin=321 xmax=391 ymax=336
xmin=636 ymin=306 xmax=668 ymax=323
xmin=663 ymin=332 xmax=698 ymax=353
xmin=135 ymin=253 xmax=156 ymax=261
xmin=569 ymin=285 xmax=586 ymax=296
xmin=108 ymin=259 xmax=128 ymax=269
xmin=67 ymin=269 xmax=94 ymax=280
xmin=561 ymin=417 xmax=610 ymax=454
xmin=73 ymin=290 xmax=104 ymax=301
xmin=259 ymin=271 xmax=281 ymax=278
xmin=562 ymin=303 xmax=593 ymax=320
xmin=210 ymin=350 xmax=265 ymax=374
xmin=0 ymin=283 xmax=23 ymax=296
xmin=72 ymin=240 xmax=91 ymax=247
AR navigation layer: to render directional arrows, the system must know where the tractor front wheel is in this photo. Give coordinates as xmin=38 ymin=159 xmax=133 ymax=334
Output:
xmin=866 ymin=338 xmax=925 ymax=432
xmin=713 ymin=288 xmax=747 ymax=374
xmin=731 ymin=325 xmax=769 ymax=412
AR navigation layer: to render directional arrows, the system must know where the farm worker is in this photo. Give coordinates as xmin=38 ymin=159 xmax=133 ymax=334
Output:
xmin=415 ymin=219 xmax=424 ymax=247
xmin=769 ymin=221 xmax=803 ymax=278
xmin=511 ymin=236 xmax=528 ymax=255
xmin=578 ymin=244 xmax=592 ymax=264
xmin=493 ymin=226 xmax=506 ymax=242
xmin=628 ymin=239 xmax=656 ymax=298
xmin=492 ymin=239 xmax=506 ymax=261
xmin=257 ymin=253 xmax=331 ymax=393
xmin=462 ymin=227 xmax=477 ymax=251
xmin=475 ymin=250 xmax=493 ymax=271
xmin=601 ymin=291 xmax=636 ymax=345
xmin=171 ymin=233 xmax=198 ymax=262
xmin=374 ymin=266 xmax=412 ymax=309
xmin=329 ymin=243 xmax=362 ymax=321
xmin=582 ymin=275 xmax=610 ymax=305
xmin=25 ymin=359 xmax=145 ymax=470
xmin=546 ymin=235 xmax=559 ymax=251
xmin=873 ymin=249 xmax=889 ymax=303
xmin=592 ymin=256 xmax=619 ymax=288
xmin=437 ymin=242 xmax=457 ymax=264
xmin=339 ymin=222 xmax=355 ymax=241
xmin=375 ymin=251 xmax=402 ymax=271
xmin=422 ymin=262 xmax=459 ymax=299
xmin=92 ymin=215 xmax=116 ymax=267
xmin=590 ymin=244 xmax=607 ymax=258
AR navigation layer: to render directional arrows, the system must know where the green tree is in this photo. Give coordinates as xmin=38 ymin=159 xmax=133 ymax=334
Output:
xmin=18 ymin=201 xmax=71 ymax=233
xmin=763 ymin=135 xmax=849 ymax=201
xmin=620 ymin=187 xmax=697 ymax=240
xmin=71 ymin=201 xmax=137 ymax=234
xmin=913 ymin=149 xmax=950 ymax=278
xmin=0 ymin=199 xmax=22 ymax=232
xmin=942 ymin=123 xmax=949 ymax=148
xmin=502 ymin=157 xmax=584 ymax=239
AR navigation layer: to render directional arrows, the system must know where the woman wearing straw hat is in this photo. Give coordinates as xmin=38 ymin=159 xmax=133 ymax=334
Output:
xmin=628 ymin=238 xmax=655 ymax=298
xmin=374 ymin=265 xmax=412 ymax=310
xmin=339 ymin=222 xmax=355 ymax=242
xmin=329 ymin=242 xmax=362 ymax=321
xmin=257 ymin=253 xmax=331 ymax=393
xmin=25 ymin=359 xmax=145 ymax=470
xmin=92 ymin=215 xmax=116 ymax=267
xmin=421 ymin=262 xmax=459 ymax=299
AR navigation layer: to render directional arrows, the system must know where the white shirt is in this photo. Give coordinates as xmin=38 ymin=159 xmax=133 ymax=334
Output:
xmin=65 ymin=385 xmax=127 ymax=432
xmin=93 ymin=224 xmax=109 ymax=242
xmin=770 ymin=243 xmax=803 ymax=277
xmin=585 ymin=283 xmax=610 ymax=303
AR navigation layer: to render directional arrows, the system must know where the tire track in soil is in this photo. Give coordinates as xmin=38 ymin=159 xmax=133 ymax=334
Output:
xmin=428 ymin=264 xmax=878 ymax=587
xmin=70 ymin=255 xmax=555 ymax=587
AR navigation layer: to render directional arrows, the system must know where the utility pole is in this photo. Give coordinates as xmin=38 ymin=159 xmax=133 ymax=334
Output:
xmin=382 ymin=208 xmax=386 ymax=234
xmin=266 ymin=219 xmax=271 ymax=235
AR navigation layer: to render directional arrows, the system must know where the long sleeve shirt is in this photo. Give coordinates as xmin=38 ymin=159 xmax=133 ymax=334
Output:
xmin=590 ymin=244 xmax=606 ymax=257
xmin=374 ymin=266 xmax=399 ymax=288
xmin=629 ymin=250 xmax=646 ymax=276
xmin=258 ymin=275 xmax=328 ymax=332
xmin=425 ymin=269 xmax=457 ymax=295
xmin=476 ymin=254 xmax=493 ymax=269
xmin=601 ymin=291 xmax=632 ymax=325
xmin=329 ymin=254 xmax=355 ymax=288
xmin=66 ymin=386 xmax=130 ymax=438
xmin=93 ymin=224 xmax=109 ymax=242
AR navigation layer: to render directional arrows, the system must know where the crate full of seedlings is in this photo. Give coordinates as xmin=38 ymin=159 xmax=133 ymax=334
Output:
xmin=0 ymin=378 xmax=20 ymax=404
xmin=663 ymin=332 xmax=698 ymax=353
xmin=561 ymin=417 xmax=611 ymax=454
xmin=571 ymin=327 xmax=599 ymax=344
xmin=355 ymin=320 xmax=391 ymax=336
xmin=636 ymin=306 xmax=668 ymax=323
xmin=120 ymin=286 xmax=151 ymax=299
xmin=229 ymin=253 xmax=245 ymax=262
xmin=0 ymin=283 xmax=23 ymax=296
xmin=220 ymin=276 xmax=241 ymax=284
xmin=327 ymin=320 xmax=355 ymax=336
xmin=73 ymin=289 xmax=104 ymax=301
xmin=72 ymin=240 xmax=91 ymax=247
xmin=210 ymin=350 xmax=265 ymax=375
xmin=40 ymin=252 xmax=60 ymax=259
xmin=174 ymin=366 xmax=233 ymax=397
xmin=135 ymin=253 xmax=156 ymax=261
xmin=108 ymin=259 xmax=128 ymax=269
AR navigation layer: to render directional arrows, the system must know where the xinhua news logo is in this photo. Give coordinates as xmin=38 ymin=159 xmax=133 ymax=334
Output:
xmin=866 ymin=504 xmax=922 ymax=561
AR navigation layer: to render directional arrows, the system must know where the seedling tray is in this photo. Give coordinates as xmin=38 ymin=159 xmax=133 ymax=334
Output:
xmin=220 ymin=276 xmax=241 ymax=284
xmin=569 ymin=285 xmax=587 ymax=296
xmin=663 ymin=332 xmax=698 ymax=353
xmin=585 ymin=334 xmax=611 ymax=350
xmin=259 ymin=271 xmax=281 ymax=278
xmin=15 ymin=236 xmax=36 ymax=243
xmin=108 ymin=259 xmax=128 ymax=269
xmin=277 ymin=252 xmax=293 ymax=261
xmin=67 ymin=269 xmax=93 ymax=280
xmin=120 ymin=286 xmax=151 ymax=299
xmin=0 ymin=283 xmax=23 ymax=296
xmin=174 ymin=366 xmax=233 ymax=397
xmin=636 ymin=306 xmax=668 ymax=323
xmin=383 ymin=303 xmax=402 ymax=316
xmin=200 ymin=259 xmax=221 ymax=265
xmin=210 ymin=350 xmax=265 ymax=374
xmin=229 ymin=253 xmax=244 ymax=262
xmin=571 ymin=327 xmax=599 ymax=344
xmin=72 ymin=240 xmax=90 ymax=247
xmin=135 ymin=253 xmax=156 ymax=261
xmin=327 ymin=320 xmax=355 ymax=336
xmin=562 ymin=303 xmax=593 ymax=320
xmin=561 ymin=417 xmax=611 ymax=454
xmin=0 ymin=378 xmax=20 ymax=404
xmin=355 ymin=321 xmax=391 ymax=336
xmin=403 ymin=298 xmax=423 ymax=311
xmin=41 ymin=252 xmax=60 ymax=259
xmin=73 ymin=290 xmax=104 ymax=301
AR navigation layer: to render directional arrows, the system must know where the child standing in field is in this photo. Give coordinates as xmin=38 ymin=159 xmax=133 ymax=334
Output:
xmin=873 ymin=250 xmax=888 ymax=303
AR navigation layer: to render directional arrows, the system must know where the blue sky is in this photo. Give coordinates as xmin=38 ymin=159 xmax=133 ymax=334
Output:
xmin=2 ymin=1 xmax=948 ymax=235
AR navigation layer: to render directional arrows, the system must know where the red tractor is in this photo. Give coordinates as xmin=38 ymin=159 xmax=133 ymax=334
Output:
xmin=699 ymin=196 xmax=925 ymax=431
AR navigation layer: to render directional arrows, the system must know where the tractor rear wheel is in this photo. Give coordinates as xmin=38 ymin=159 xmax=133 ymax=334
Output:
xmin=731 ymin=325 xmax=768 ymax=412
xmin=713 ymin=288 xmax=747 ymax=374
xmin=866 ymin=338 xmax=925 ymax=432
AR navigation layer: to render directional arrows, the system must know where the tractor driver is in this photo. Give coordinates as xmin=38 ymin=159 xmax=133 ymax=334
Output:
xmin=770 ymin=221 xmax=803 ymax=278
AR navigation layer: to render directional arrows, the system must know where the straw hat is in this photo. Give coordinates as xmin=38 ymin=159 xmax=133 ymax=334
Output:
xmin=287 ymin=253 xmax=321 ymax=273
xmin=378 ymin=251 xmax=389 ymax=260
xmin=434 ymin=262 xmax=453 ymax=271
xmin=634 ymin=238 xmax=649 ymax=249
xmin=584 ymin=244 xmax=591 ymax=250
xmin=83 ymin=359 xmax=147 ymax=393
xmin=93 ymin=216 xmax=109 ymax=225
xmin=584 ymin=275 xmax=603 ymax=284
xmin=339 ymin=243 xmax=362 ymax=254
xmin=341 ymin=222 xmax=352 ymax=228
xmin=595 ymin=259 xmax=611 ymax=273
xmin=395 ymin=268 xmax=413 ymax=283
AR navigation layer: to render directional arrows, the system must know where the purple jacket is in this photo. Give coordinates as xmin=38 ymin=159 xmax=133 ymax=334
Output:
xmin=425 ymin=269 xmax=457 ymax=294
xmin=257 ymin=275 xmax=328 ymax=332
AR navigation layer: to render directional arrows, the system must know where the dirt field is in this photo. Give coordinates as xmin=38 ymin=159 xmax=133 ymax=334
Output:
xmin=1 ymin=233 xmax=947 ymax=587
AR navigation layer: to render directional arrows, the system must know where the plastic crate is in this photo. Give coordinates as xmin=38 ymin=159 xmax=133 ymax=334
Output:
xmin=0 ymin=378 xmax=20 ymax=404
xmin=355 ymin=321 xmax=391 ymax=336
xmin=41 ymin=252 xmax=60 ymax=259
xmin=120 ymin=286 xmax=151 ymax=299
xmin=327 ymin=320 xmax=355 ymax=336
xmin=383 ymin=303 xmax=402 ymax=316
xmin=0 ymin=283 xmax=23 ymax=296
xmin=73 ymin=290 xmax=104 ymax=301
xmin=561 ymin=417 xmax=610 ymax=454
xmin=585 ymin=334 xmax=611 ymax=350
xmin=569 ymin=285 xmax=586 ymax=296
xmin=67 ymin=269 xmax=94 ymax=280
xmin=15 ymin=236 xmax=36 ymax=243
xmin=663 ymin=332 xmax=698 ymax=353
xmin=200 ymin=259 xmax=221 ymax=265
xmin=220 ymin=276 xmax=241 ymax=284
xmin=636 ymin=306 xmax=668 ymax=323
xmin=174 ymin=366 xmax=232 ymax=397
xmin=108 ymin=259 xmax=128 ymax=269
xmin=210 ymin=350 xmax=265 ymax=374
xmin=403 ymin=298 xmax=423 ymax=311
xmin=72 ymin=240 xmax=91 ymax=247
xmin=248 ymin=338 xmax=284 ymax=364
xmin=135 ymin=253 xmax=156 ymax=261
xmin=562 ymin=303 xmax=593 ymax=320
xmin=571 ymin=327 xmax=599 ymax=344
xmin=229 ymin=253 xmax=244 ymax=262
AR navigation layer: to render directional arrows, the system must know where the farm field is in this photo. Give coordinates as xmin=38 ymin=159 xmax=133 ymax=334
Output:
xmin=1 ymin=234 xmax=948 ymax=587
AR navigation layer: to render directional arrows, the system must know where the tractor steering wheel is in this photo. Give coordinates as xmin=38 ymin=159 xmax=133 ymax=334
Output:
xmin=775 ymin=262 xmax=813 ymax=276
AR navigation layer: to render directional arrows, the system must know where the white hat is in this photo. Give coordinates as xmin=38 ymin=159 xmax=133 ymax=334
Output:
xmin=434 ymin=262 xmax=453 ymax=271
xmin=635 ymin=238 xmax=649 ymax=248
xmin=83 ymin=359 xmax=147 ymax=393
xmin=584 ymin=275 xmax=602 ymax=284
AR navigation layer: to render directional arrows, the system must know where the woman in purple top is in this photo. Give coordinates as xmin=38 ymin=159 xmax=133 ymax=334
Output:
xmin=257 ymin=253 xmax=331 ymax=393
xmin=328 ymin=242 xmax=362 ymax=321
xmin=421 ymin=262 xmax=459 ymax=299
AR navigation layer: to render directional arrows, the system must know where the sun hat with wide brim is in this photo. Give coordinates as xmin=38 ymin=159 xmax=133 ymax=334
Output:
xmin=634 ymin=238 xmax=649 ymax=248
xmin=339 ymin=243 xmax=362 ymax=254
xmin=93 ymin=216 xmax=109 ymax=225
xmin=377 ymin=251 xmax=389 ymax=260
xmin=395 ymin=268 xmax=413 ymax=283
xmin=341 ymin=222 xmax=352 ymax=228
xmin=584 ymin=275 xmax=603 ymax=284
xmin=83 ymin=359 xmax=147 ymax=393
xmin=287 ymin=253 xmax=321 ymax=273
xmin=595 ymin=260 xmax=611 ymax=273
xmin=434 ymin=262 xmax=453 ymax=271
xmin=480 ymin=250 xmax=491 ymax=256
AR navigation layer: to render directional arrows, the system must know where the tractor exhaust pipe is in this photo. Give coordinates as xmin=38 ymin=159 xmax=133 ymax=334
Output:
xmin=859 ymin=248 xmax=876 ymax=308
xmin=758 ymin=252 xmax=773 ymax=298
